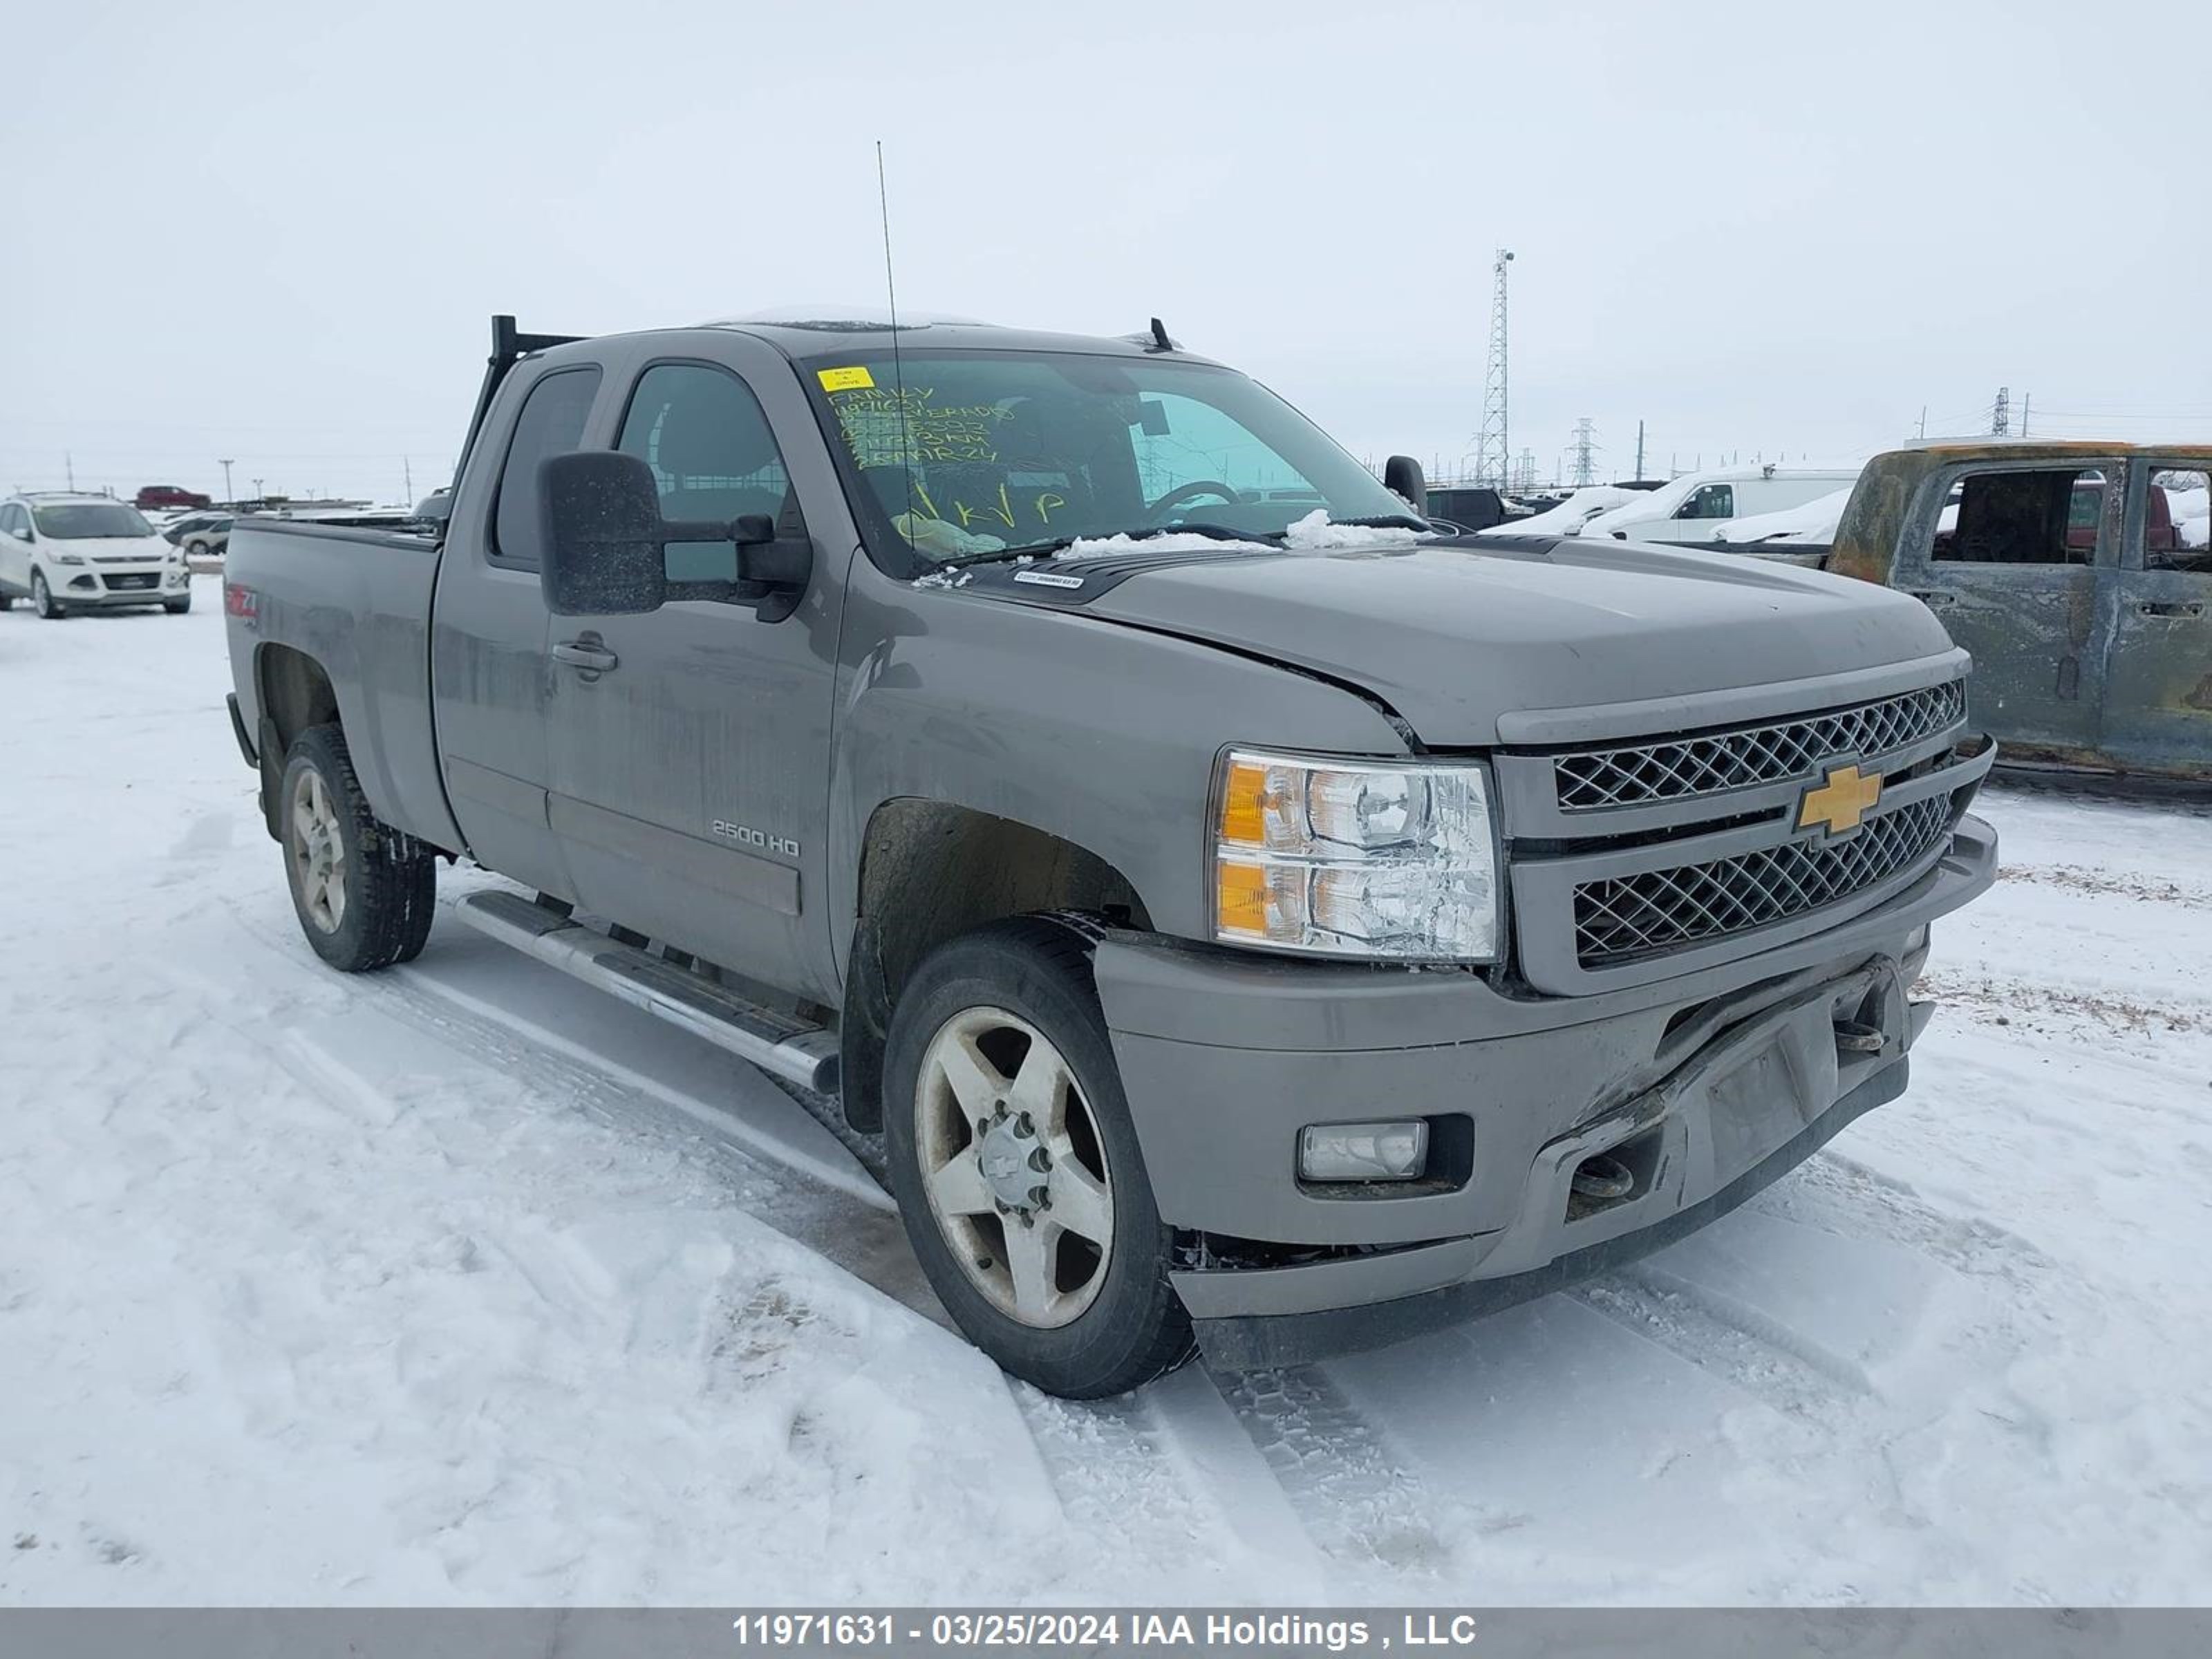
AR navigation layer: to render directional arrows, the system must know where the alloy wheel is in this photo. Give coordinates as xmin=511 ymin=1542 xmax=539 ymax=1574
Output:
xmin=914 ymin=1006 xmax=1116 ymax=1329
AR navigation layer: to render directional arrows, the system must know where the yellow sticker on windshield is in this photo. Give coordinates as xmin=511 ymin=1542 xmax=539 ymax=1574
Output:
xmin=817 ymin=365 xmax=874 ymax=391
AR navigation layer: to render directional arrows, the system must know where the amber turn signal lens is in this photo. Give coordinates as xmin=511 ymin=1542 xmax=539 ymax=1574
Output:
xmin=1216 ymin=859 xmax=1270 ymax=936
xmin=1219 ymin=759 xmax=1271 ymax=847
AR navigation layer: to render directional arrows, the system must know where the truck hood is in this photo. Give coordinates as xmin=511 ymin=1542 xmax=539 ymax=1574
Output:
xmin=1076 ymin=538 xmax=1957 ymax=747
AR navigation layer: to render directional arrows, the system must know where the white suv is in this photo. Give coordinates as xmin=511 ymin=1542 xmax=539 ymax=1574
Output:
xmin=0 ymin=493 xmax=194 ymax=618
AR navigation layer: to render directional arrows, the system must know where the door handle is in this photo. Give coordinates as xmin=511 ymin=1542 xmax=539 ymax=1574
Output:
xmin=1906 ymin=590 xmax=1956 ymax=608
xmin=2138 ymin=600 xmax=2204 ymax=619
xmin=553 ymin=637 xmax=620 ymax=677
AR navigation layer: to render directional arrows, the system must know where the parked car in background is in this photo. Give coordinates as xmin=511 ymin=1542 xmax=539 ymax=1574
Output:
xmin=1710 ymin=486 xmax=1855 ymax=551
xmin=0 ymin=493 xmax=194 ymax=617
xmin=135 ymin=483 xmax=214 ymax=512
xmin=1714 ymin=442 xmax=2212 ymax=785
xmin=1577 ymin=465 xmax=1864 ymax=543
xmin=1474 ymin=483 xmax=1644 ymax=538
xmin=164 ymin=511 xmax=236 ymax=558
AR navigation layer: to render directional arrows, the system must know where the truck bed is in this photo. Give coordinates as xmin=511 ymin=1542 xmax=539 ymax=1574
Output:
xmin=224 ymin=516 xmax=462 ymax=853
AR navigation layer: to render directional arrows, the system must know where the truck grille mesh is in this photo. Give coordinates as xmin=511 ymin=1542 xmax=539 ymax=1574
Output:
xmin=1553 ymin=681 xmax=1966 ymax=811
xmin=1573 ymin=795 xmax=1953 ymax=966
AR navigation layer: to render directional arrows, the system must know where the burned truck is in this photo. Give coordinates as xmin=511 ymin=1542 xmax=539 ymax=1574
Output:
xmin=1733 ymin=442 xmax=2212 ymax=786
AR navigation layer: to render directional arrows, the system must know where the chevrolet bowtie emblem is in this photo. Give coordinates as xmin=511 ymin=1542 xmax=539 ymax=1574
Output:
xmin=1798 ymin=763 xmax=1884 ymax=836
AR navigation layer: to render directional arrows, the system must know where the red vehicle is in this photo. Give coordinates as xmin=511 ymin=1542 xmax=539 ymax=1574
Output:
xmin=135 ymin=483 xmax=213 ymax=511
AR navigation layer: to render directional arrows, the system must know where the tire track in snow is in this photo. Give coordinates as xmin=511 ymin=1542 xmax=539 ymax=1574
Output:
xmin=191 ymin=906 xmax=951 ymax=1328
xmin=1204 ymin=1363 xmax=1452 ymax=1579
xmin=1566 ymin=1271 xmax=1865 ymax=1414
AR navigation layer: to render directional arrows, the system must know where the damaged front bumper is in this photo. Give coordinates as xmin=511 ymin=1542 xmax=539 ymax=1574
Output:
xmin=1093 ymin=811 xmax=1998 ymax=1371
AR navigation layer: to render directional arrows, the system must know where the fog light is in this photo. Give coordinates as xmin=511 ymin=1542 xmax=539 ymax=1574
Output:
xmin=1299 ymin=1121 xmax=1429 ymax=1182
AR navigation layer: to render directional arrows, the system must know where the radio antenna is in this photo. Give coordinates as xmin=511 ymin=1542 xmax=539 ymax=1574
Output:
xmin=875 ymin=140 xmax=917 ymax=543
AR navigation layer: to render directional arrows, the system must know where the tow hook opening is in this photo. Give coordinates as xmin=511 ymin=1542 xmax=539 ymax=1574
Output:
xmin=1833 ymin=1015 xmax=1885 ymax=1054
xmin=1566 ymin=1127 xmax=1664 ymax=1223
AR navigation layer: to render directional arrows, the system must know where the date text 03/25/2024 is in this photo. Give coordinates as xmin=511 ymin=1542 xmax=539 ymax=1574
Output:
xmin=728 ymin=1611 xmax=1483 ymax=1650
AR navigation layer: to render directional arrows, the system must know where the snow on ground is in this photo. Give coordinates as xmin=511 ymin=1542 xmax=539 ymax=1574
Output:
xmin=3 ymin=580 xmax=2210 ymax=1605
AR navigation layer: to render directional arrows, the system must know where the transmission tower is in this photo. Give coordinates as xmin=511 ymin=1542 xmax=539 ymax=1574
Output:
xmin=1991 ymin=386 xmax=2010 ymax=436
xmin=1568 ymin=417 xmax=1600 ymax=487
xmin=1511 ymin=448 xmax=1537 ymax=494
xmin=1472 ymin=249 xmax=1515 ymax=489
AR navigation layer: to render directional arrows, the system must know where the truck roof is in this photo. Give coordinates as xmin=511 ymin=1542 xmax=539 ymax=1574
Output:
xmin=547 ymin=312 xmax=1222 ymax=369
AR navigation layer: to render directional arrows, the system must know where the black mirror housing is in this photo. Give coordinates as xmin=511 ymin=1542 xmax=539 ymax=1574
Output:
xmin=1383 ymin=455 xmax=1427 ymax=516
xmin=538 ymin=451 xmax=668 ymax=617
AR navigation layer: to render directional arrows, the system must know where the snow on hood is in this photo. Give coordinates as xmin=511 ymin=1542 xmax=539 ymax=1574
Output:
xmin=1056 ymin=530 xmax=1274 ymax=561
xmin=1280 ymin=509 xmax=1430 ymax=550
xmin=1712 ymin=487 xmax=1854 ymax=545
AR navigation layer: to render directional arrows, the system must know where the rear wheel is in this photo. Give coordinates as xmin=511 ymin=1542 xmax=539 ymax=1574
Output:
xmin=883 ymin=917 xmax=1193 ymax=1398
xmin=279 ymin=723 xmax=437 ymax=971
xmin=31 ymin=571 xmax=65 ymax=619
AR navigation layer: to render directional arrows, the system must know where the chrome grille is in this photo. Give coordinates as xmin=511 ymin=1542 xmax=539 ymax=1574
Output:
xmin=1553 ymin=681 xmax=1966 ymax=811
xmin=1573 ymin=795 xmax=1953 ymax=966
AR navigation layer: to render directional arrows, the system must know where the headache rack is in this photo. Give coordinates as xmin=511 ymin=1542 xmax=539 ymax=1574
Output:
xmin=451 ymin=315 xmax=588 ymax=501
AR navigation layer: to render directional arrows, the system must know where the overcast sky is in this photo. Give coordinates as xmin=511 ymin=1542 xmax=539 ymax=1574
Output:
xmin=5 ymin=0 xmax=2206 ymax=503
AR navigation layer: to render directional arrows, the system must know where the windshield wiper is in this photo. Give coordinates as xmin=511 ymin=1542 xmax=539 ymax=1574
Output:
xmin=935 ymin=522 xmax=1274 ymax=570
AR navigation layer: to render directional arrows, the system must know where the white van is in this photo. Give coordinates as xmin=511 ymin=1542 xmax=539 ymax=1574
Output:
xmin=1576 ymin=465 xmax=1863 ymax=543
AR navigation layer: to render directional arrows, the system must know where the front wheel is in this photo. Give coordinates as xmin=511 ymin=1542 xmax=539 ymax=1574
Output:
xmin=883 ymin=917 xmax=1193 ymax=1398
xmin=279 ymin=723 xmax=437 ymax=971
xmin=31 ymin=571 xmax=65 ymax=619
xmin=165 ymin=592 xmax=191 ymax=615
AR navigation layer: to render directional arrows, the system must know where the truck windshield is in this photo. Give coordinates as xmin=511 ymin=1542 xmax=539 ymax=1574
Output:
xmin=33 ymin=503 xmax=154 ymax=539
xmin=803 ymin=349 xmax=1414 ymax=568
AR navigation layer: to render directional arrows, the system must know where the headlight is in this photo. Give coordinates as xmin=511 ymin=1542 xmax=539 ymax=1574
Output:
xmin=53 ymin=552 xmax=86 ymax=565
xmin=1212 ymin=748 xmax=1501 ymax=961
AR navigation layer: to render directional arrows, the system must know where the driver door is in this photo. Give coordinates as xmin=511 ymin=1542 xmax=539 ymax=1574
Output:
xmin=543 ymin=346 xmax=847 ymax=1004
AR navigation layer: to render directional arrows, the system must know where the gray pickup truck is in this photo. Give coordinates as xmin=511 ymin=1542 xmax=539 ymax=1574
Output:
xmin=223 ymin=312 xmax=1998 ymax=1398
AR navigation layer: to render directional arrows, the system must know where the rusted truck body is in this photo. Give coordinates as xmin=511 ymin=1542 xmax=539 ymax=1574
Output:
xmin=1732 ymin=442 xmax=2212 ymax=785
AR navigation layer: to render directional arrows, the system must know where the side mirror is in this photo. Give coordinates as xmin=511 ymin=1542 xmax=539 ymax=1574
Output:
xmin=539 ymin=451 xmax=815 ymax=620
xmin=539 ymin=451 xmax=669 ymax=617
xmin=1383 ymin=455 xmax=1427 ymax=516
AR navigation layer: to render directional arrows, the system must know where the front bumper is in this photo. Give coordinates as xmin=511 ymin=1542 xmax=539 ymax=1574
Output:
xmin=1092 ymin=810 xmax=1998 ymax=1368
xmin=53 ymin=565 xmax=189 ymax=604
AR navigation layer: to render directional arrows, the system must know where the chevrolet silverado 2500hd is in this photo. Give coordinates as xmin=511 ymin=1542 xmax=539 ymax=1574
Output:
xmin=223 ymin=312 xmax=1998 ymax=1398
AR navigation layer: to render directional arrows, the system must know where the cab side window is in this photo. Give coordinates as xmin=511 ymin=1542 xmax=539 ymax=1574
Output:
xmin=2146 ymin=467 xmax=2211 ymax=573
xmin=490 ymin=366 xmax=603 ymax=570
xmin=1933 ymin=467 xmax=2103 ymax=565
xmin=617 ymin=364 xmax=797 ymax=585
xmin=1 ymin=505 xmax=27 ymax=539
xmin=1675 ymin=483 xmax=1735 ymax=521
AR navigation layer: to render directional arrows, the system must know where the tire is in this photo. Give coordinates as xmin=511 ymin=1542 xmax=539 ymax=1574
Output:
xmin=165 ymin=593 xmax=191 ymax=615
xmin=279 ymin=723 xmax=437 ymax=972
xmin=0 ymin=591 xmax=12 ymax=611
xmin=31 ymin=571 xmax=66 ymax=619
xmin=883 ymin=917 xmax=1194 ymax=1398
